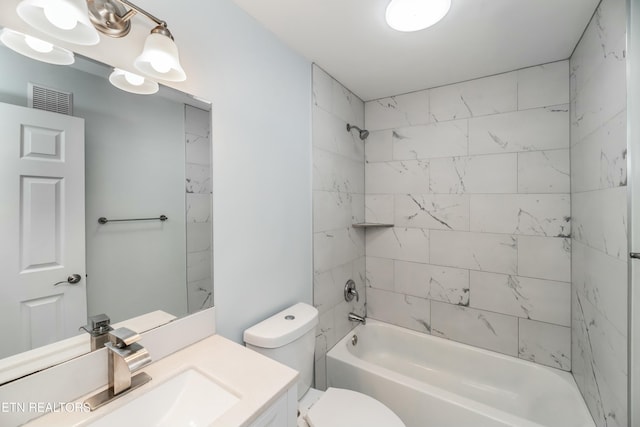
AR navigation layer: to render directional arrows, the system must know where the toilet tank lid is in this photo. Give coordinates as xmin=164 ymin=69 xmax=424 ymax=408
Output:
xmin=244 ymin=303 xmax=319 ymax=349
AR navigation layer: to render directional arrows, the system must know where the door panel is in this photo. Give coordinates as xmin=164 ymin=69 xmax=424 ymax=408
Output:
xmin=20 ymin=176 xmax=63 ymax=271
xmin=0 ymin=102 xmax=86 ymax=358
xmin=21 ymin=124 xmax=63 ymax=160
xmin=20 ymin=294 xmax=64 ymax=350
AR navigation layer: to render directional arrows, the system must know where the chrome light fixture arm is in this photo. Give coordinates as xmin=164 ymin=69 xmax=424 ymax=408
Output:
xmin=88 ymin=0 xmax=171 ymax=39
xmin=114 ymin=0 xmax=166 ymax=29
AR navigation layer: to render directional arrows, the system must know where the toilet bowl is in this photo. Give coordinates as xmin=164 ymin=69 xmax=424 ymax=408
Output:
xmin=243 ymin=303 xmax=405 ymax=427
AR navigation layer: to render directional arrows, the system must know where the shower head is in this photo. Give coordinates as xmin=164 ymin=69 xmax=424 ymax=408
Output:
xmin=347 ymin=123 xmax=369 ymax=140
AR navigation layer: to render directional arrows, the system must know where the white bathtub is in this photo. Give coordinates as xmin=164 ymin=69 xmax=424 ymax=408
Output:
xmin=326 ymin=319 xmax=594 ymax=427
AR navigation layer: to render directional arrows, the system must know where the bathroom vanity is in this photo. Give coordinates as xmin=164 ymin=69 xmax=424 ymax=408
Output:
xmin=26 ymin=336 xmax=298 ymax=426
xmin=0 ymin=308 xmax=298 ymax=427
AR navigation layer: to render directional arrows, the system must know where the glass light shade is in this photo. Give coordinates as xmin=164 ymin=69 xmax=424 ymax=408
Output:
xmin=109 ymin=68 xmax=159 ymax=95
xmin=385 ymin=0 xmax=451 ymax=32
xmin=16 ymin=0 xmax=100 ymax=45
xmin=134 ymin=33 xmax=186 ymax=82
xmin=0 ymin=28 xmax=74 ymax=65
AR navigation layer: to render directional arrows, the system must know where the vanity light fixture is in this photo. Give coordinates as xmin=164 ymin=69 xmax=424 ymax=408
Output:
xmin=385 ymin=0 xmax=451 ymax=32
xmin=109 ymin=68 xmax=159 ymax=95
xmin=0 ymin=28 xmax=75 ymax=65
xmin=16 ymin=0 xmax=187 ymax=82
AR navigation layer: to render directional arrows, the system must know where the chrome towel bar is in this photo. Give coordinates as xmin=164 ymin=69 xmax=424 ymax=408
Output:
xmin=98 ymin=215 xmax=168 ymax=224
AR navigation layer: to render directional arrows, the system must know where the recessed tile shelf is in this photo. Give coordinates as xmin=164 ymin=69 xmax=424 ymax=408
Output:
xmin=352 ymin=223 xmax=394 ymax=229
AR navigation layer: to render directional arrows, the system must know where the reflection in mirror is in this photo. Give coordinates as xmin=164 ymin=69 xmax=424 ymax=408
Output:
xmin=0 ymin=40 xmax=212 ymax=384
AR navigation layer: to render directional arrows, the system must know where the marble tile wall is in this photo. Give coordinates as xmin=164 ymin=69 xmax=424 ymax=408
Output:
xmin=570 ymin=0 xmax=628 ymax=425
xmin=185 ymin=105 xmax=213 ymax=314
xmin=312 ymin=64 xmax=366 ymax=390
xmin=364 ymin=59 xmax=572 ymax=371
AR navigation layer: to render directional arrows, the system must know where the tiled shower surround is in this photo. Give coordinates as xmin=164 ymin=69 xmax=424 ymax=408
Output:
xmin=185 ymin=105 xmax=213 ymax=314
xmin=363 ymin=61 xmax=572 ymax=370
xmin=312 ymin=65 xmax=366 ymax=389
xmin=570 ymin=0 xmax=628 ymax=425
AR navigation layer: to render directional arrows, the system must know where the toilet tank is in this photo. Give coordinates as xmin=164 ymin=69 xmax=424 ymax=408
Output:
xmin=244 ymin=303 xmax=318 ymax=399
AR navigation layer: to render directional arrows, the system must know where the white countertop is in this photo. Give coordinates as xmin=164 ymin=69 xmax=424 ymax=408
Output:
xmin=25 ymin=334 xmax=299 ymax=427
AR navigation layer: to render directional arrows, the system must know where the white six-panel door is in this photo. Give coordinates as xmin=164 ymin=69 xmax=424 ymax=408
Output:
xmin=0 ymin=102 xmax=86 ymax=358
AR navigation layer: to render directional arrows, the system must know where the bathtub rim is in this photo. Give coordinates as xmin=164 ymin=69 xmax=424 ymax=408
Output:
xmin=334 ymin=318 xmax=575 ymax=376
xmin=326 ymin=318 xmax=595 ymax=427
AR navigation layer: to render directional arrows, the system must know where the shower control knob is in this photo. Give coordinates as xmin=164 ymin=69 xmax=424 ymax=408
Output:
xmin=344 ymin=279 xmax=359 ymax=302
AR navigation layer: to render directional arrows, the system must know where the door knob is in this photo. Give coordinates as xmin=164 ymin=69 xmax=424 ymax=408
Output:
xmin=53 ymin=274 xmax=82 ymax=286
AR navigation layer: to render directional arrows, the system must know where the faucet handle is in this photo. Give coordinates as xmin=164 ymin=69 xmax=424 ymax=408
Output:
xmin=109 ymin=327 xmax=141 ymax=348
xmin=80 ymin=313 xmax=113 ymax=336
xmin=344 ymin=279 xmax=359 ymax=302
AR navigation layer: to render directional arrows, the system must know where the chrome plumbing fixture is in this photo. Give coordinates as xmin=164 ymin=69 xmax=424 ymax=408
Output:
xmin=344 ymin=279 xmax=359 ymax=302
xmin=85 ymin=327 xmax=152 ymax=410
xmin=79 ymin=313 xmax=113 ymax=351
xmin=348 ymin=313 xmax=366 ymax=325
xmin=346 ymin=123 xmax=370 ymax=140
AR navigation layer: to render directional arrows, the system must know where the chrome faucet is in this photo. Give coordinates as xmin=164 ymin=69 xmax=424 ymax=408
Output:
xmin=348 ymin=312 xmax=366 ymax=325
xmin=85 ymin=327 xmax=152 ymax=411
xmin=79 ymin=313 xmax=113 ymax=351
xmin=106 ymin=328 xmax=152 ymax=395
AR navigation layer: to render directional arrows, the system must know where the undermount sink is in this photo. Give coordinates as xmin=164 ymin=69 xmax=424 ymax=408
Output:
xmin=86 ymin=369 xmax=240 ymax=427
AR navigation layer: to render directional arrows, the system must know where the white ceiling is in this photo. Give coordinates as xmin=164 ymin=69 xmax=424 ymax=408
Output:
xmin=233 ymin=0 xmax=600 ymax=101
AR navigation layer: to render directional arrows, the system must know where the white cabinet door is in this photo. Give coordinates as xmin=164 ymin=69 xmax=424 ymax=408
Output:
xmin=249 ymin=387 xmax=297 ymax=427
xmin=0 ymin=102 xmax=86 ymax=358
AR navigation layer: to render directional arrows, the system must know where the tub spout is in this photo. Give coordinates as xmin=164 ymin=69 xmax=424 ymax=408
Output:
xmin=348 ymin=312 xmax=366 ymax=325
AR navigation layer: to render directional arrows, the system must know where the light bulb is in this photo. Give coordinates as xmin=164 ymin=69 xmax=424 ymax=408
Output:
xmin=44 ymin=2 xmax=78 ymax=30
xmin=150 ymin=56 xmax=171 ymax=74
xmin=24 ymin=35 xmax=54 ymax=53
xmin=123 ymin=71 xmax=145 ymax=86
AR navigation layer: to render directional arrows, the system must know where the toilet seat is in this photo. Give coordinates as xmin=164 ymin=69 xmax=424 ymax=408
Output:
xmin=304 ymin=387 xmax=405 ymax=427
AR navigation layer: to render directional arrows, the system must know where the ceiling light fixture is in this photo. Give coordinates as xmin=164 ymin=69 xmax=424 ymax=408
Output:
xmin=0 ymin=28 xmax=75 ymax=65
xmin=385 ymin=0 xmax=451 ymax=32
xmin=16 ymin=0 xmax=186 ymax=82
xmin=109 ymin=68 xmax=159 ymax=95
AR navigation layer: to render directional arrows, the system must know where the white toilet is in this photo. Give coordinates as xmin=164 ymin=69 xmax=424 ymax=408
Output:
xmin=243 ymin=303 xmax=406 ymax=427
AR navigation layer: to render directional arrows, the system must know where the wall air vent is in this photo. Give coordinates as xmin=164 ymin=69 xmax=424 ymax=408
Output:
xmin=28 ymin=83 xmax=73 ymax=116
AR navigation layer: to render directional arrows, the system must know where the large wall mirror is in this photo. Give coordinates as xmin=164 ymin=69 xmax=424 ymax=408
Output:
xmin=0 ymin=40 xmax=213 ymax=383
